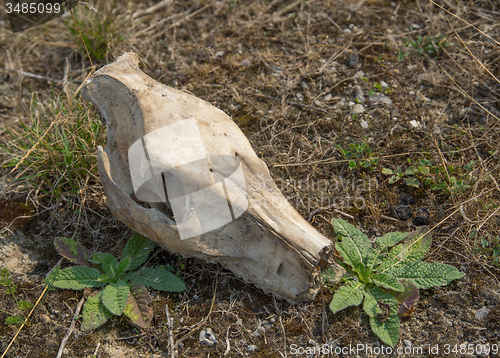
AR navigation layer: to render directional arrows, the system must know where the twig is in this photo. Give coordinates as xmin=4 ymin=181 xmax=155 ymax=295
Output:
xmin=92 ymin=343 xmax=100 ymax=356
xmin=223 ymin=325 xmax=231 ymax=356
xmin=165 ymin=303 xmax=175 ymax=358
xmin=133 ymin=0 xmax=173 ymax=18
xmin=255 ymin=93 xmax=328 ymax=113
xmin=116 ymin=332 xmax=147 ymax=341
xmin=1 ymin=67 xmax=62 ymax=83
xmin=55 ymin=296 xmax=85 ymax=358
xmin=379 ymin=214 xmax=400 ymax=223
xmin=307 ymin=205 xmax=354 ymax=222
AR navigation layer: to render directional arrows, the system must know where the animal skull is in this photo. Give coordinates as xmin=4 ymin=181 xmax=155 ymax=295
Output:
xmin=81 ymin=52 xmax=342 ymax=302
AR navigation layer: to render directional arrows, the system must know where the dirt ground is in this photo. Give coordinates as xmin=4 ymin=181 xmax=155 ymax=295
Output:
xmin=1 ymin=0 xmax=500 ymax=357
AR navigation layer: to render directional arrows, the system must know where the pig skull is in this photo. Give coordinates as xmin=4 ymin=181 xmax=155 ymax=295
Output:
xmin=81 ymin=52 xmax=342 ymax=302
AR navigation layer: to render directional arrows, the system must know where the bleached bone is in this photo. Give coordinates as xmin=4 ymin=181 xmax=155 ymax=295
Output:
xmin=81 ymin=52 xmax=342 ymax=302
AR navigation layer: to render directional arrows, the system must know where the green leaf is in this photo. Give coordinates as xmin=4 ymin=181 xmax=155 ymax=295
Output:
xmin=367 ymin=286 xmax=400 ymax=347
xmin=162 ymin=264 xmax=174 ymax=272
xmin=418 ymin=166 xmax=430 ymax=175
xmin=51 ymin=266 xmax=106 ymax=290
xmin=363 ymin=250 xmax=385 ymax=276
xmin=332 ymin=219 xmax=372 ymax=275
xmin=123 ymin=282 xmax=153 ymax=328
xmin=126 ymin=267 xmax=186 ymax=292
xmin=97 ymin=273 xmax=116 ymax=284
xmin=387 ymin=261 xmax=465 ymax=289
xmin=363 ymin=289 xmax=381 ymax=318
xmin=375 ymin=232 xmax=409 ymax=250
xmin=101 ymin=279 xmax=130 ymax=316
xmin=90 ymin=252 xmax=119 ymax=276
xmin=405 ymin=177 xmax=420 ymax=187
xmin=81 ymin=291 xmax=113 ymax=331
xmin=378 ymin=228 xmax=431 ymax=272
xmin=370 ymin=273 xmax=404 ymax=292
xmin=404 ymin=166 xmax=418 ymax=175
xmin=116 ymin=256 xmax=132 ymax=277
xmin=45 ymin=266 xmax=61 ymax=289
xmin=54 ymin=237 xmax=94 ymax=267
xmin=388 ymin=176 xmax=399 ymax=184
xmin=382 ymin=168 xmax=394 ymax=175
xmin=121 ymin=234 xmax=157 ymax=271
xmin=329 ymin=280 xmax=365 ymax=314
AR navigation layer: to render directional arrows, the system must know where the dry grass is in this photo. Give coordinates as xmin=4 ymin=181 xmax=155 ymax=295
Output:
xmin=1 ymin=0 xmax=500 ymax=356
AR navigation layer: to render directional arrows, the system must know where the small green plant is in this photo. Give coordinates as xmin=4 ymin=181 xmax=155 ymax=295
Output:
xmin=0 ymin=268 xmax=33 ymax=324
xmin=336 ymin=142 xmax=379 ymax=170
xmin=382 ymin=166 xmax=420 ymax=187
xmin=46 ymin=234 xmax=186 ymax=330
xmin=472 ymin=230 xmax=500 ymax=268
xmin=403 ymin=33 xmax=449 ymax=58
xmin=328 ymin=219 xmax=464 ymax=347
xmin=382 ymin=159 xmax=474 ymax=196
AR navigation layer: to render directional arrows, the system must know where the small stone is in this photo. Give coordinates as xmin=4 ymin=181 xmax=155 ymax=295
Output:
xmin=314 ymin=100 xmax=322 ymax=106
xmin=413 ymin=208 xmax=429 ymax=226
xmin=345 ymin=51 xmax=359 ymax=67
xmin=354 ymin=71 xmax=365 ymax=79
xmin=404 ymin=340 xmax=412 ymax=348
xmin=324 ymin=94 xmax=332 ymax=101
xmin=199 ymin=327 xmax=218 ymax=346
xmin=296 ymin=93 xmax=303 ymax=100
xmin=476 ymin=307 xmax=490 ymax=319
xmin=336 ymin=98 xmax=346 ymax=108
xmin=251 ymin=325 xmax=266 ymax=337
xmin=360 ymin=120 xmax=369 ymax=129
xmin=215 ymin=51 xmax=224 ymax=57
xmin=380 ymin=81 xmax=389 ymax=89
xmin=236 ymin=319 xmax=243 ymax=326
xmin=247 ymin=345 xmax=257 ymax=352
xmin=354 ymin=85 xmax=365 ymax=103
xmin=38 ymin=314 xmax=51 ymax=324
xmin=352 ymin=104 xmax=364 ymax=115
xmin=369 ymin=93 xmax=392 ymax=106
xmin=409 ymin=120 xmax=420 ymax=128
xmin=240 ymin=59 xmax=251 ymax=67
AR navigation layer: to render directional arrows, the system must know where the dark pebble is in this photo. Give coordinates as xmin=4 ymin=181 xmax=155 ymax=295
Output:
xmin=345 ymin=52 xmax=359 ymax=67
xmin=391 ymin=205 xmax=413 ymax=220
xmin=412 ymin=208 xmax=429 ymax=226
xmin=401 ymin=195 xmax=415 ymax=206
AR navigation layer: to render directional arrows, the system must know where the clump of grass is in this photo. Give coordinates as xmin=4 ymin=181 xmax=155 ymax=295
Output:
xmin=0 ymin=90 xmax=104 ymax=213
xmin=65 ymin=0 xmax=130 ymax=63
